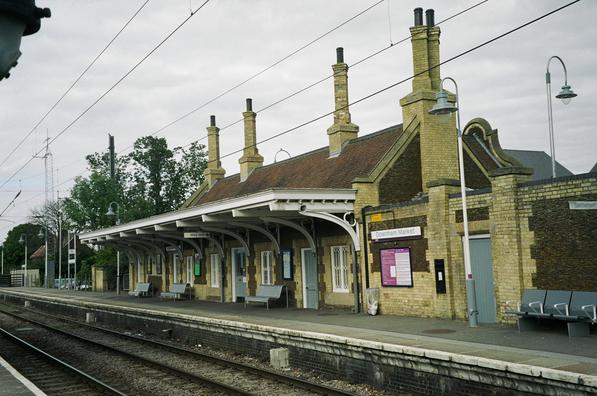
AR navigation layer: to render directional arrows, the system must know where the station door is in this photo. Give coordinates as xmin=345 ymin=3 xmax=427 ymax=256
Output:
xmin=469 ymin=237 xmax=496 ymax=323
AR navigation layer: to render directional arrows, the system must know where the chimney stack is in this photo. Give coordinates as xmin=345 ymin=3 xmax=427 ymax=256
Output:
xmin=399 ymin=8 xmax=459 ymax=191
xmin=203 ymin=115 xmax=225 ymax=188
xmin=327 ymin=47 xmax=359 ymax=157
xmin=239 ymin=98 xmax=263 ymax=182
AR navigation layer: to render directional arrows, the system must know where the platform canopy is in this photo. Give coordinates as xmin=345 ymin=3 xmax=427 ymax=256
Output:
xmin=78 ymin=188 xmax=360 ymax=261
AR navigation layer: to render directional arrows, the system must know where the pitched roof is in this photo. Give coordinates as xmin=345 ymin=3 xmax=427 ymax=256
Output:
xmin=591 ymin=162 xmax=597 ymax=173
xmin=30 ymin=245 xmax=45 ymax=260
xmin=503 ymin=149 xmax=573 ymax=180
xmin=193 ymin=124 xmax=403 ymax=206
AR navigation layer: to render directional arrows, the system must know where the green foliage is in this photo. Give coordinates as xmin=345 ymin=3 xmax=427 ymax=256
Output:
xmin=1 ymin=223 xmax=44 ymax=273
xmin=64 ymin=136 xmax=206 ymax=232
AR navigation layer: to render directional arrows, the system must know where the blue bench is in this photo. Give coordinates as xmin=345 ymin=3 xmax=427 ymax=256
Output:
xmin=245 ymin=285 xmax=288 ymax=309
xmin=160 ymin=283 xmax=193 ymax=300
xmin=507 ymin=289 xmax=597 ymax=337
xmin=128 ymin=282 xmax=152 ymax=297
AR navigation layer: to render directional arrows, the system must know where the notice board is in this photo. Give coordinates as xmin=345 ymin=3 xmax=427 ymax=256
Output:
xmin=380 ymin=247 xmax=413 ymax=287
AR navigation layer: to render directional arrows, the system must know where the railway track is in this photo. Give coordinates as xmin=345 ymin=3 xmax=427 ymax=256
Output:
xmin=0 ymin=326 xmax=125 ymax=396
xmin=0 ymin=303 xmax=359 ymax=396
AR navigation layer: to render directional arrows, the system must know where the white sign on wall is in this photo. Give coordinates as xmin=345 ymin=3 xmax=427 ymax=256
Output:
xmin=569 ymin=201 xmax=597 ymax=210
xmin=184 ymin=232 xmax=210 ymax=238
xmin=371 ymin=226 xmax=421 ymax=241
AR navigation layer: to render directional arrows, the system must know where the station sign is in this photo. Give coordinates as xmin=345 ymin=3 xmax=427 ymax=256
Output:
xmin=184 ymin=232 xmax=210 ymax=238
xmin=371 ymin=226 xmax=421 ymax=241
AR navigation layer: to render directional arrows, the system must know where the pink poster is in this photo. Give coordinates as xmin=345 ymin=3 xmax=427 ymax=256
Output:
xmin=380 ymin=248 xmax=413 ymax=287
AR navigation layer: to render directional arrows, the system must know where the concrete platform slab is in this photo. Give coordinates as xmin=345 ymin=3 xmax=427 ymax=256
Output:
xmin=2 ymin=287 xmax=597 ymax=394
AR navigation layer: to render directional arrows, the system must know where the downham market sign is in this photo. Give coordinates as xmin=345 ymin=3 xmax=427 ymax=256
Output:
xmin=370 ymin=226 xmax=421 ymax=241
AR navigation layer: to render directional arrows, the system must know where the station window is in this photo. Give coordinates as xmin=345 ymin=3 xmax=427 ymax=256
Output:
xmin=173 ymin=254 xmax=181 ymax=283
xmin=146 ymin=256 xmax=153 ymax=274
xmin=331 ymin=246 xmax=349 ymax=292
xmin=185 ymin=255 xmax=193 ymax=284
xmin=210 ymin=253 xmax=220 ymax=288
xmin=156 ymin=255 xmax=162 ymax=275
xmin=261 ymin=251 xmax=273 ymax=285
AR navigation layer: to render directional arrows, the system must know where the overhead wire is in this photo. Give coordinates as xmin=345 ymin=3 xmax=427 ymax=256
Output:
xmin=180 ymin=0 xmax=491 ymax=146
xmin=14 ymin=0 xmax=390 ymax=182
xmin=0 ymin=0 xmax=151 ymax=170
xmin=0 ymin=0 xmax=213 ymax=192
xmin=210 ymin=0 xmax=580 ymax=164
xmin=2 ymin=0 xmax=491 ymax=214
xmin=2 ymin=0 xmax=578 ymax=227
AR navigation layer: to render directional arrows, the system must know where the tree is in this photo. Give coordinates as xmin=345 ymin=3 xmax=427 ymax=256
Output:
xmin=2 ymin=223 xmax=44 ymax=274
xmin=63 ymin=135 xmax=207 ymax=232
xmin=129 ymin=136 xmax=207 ymax=216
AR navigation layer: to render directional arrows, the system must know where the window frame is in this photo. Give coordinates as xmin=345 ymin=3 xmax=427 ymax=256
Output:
xmin=156 ymin=254 xmax=162 ymax=275
xmin=185 ymin=255 xmax=193 ymax=284
xmin=210 ymin=253 xmax=220 ymax=288
xmin=331 ymin=245 xmax=349 ymax=293
xmin=260 ymin=250 xmax=273 ymax=286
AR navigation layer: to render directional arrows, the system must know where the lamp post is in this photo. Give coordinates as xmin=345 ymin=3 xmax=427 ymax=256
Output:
xmin=429 ymin=77 xmax=478 ymax=327
xmin=106 ymin=202 xmax=121 ymax=295
xmin=37 ymin=227 xmax=47 ymax=287
xmin=18 ymin=233 xmax=28 ymax=287
xmin=545 ymin=56 xmax=578 ymax=178
xmin=1 ymin=244 xmax=4 ymax=275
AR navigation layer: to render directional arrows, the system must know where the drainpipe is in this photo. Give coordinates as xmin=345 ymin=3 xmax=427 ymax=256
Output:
xmin=361 ymin=206 xmax=371 ymax=289
xmin=352 ymin=245 xmax=360 ymax=313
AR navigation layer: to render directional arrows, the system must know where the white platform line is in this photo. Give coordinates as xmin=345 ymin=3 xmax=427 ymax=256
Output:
xmin=0 ymin=355 xmax=46 ymax=396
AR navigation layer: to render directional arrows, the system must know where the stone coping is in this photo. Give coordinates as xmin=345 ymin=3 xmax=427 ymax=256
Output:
xmin=2 ymin=288 xmax=596 ymax=390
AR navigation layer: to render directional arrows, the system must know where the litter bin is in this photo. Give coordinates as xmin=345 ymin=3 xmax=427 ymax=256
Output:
xmin=366 ymin=288 xmax=379 ymax=315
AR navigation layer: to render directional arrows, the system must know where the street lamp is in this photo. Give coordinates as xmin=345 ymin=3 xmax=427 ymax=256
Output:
xmin=0 ymin=244 xmax=4 ymax=275
xmin=429 ymin=77 xmax=478 ymax=328
xmin=0 ymin=0 xmax=51 ymax=81
xmin=106 ymin=201 xmax=121 ymax=295
xmin=18 ymin=233 xmax=28 ymax=287
xmin=545 ymin=56 xmax=578 ymax=178
xmin=37 ymin=226 xmax=48 ymax=287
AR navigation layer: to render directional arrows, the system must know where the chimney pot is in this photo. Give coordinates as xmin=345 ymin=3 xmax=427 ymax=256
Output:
xmin=336 ymin=47 xmax=344 ymax=63
xmin=246 ymin=98 xmax=252 ymax=112
xmin=414 ymin=8 xmax=423 ymax=26
xmin=210 ymin=115 xmax=216 ymax=127
xmin=425 ymin=9 xmax=435 ymax=27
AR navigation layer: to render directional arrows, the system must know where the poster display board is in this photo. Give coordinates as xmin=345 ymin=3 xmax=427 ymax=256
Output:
xmin=281 ymin=249 xmax=293 ymax=280
xmin=194 ymin=254 xmax=201 ymax=276
xmin=380 ymin=247 xmax=413 ymax=287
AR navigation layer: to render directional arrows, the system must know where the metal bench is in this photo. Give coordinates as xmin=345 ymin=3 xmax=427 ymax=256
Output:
xmin=159 ymin=283 xmax=192 ymax=300
xmin=244 ymin=285 xmax=288 ymax=309
xmin=507 ymin=289 xmax=596 ymax=337
xmin=552 ymin=291 xmax=597 ymax=337
xmin=128 ymin=282 xmax=152 ymax=297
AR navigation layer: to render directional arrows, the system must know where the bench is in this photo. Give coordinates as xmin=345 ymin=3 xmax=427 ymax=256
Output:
xmin=159 ymin=283 xmax=193 ymax=300
xmin=244 ymin=285 xmax=288 ymax=309
xmin=128 ymin=282 xmax=152 ymax=297
xmin=506 ymin=289 xmax=597 ymax=337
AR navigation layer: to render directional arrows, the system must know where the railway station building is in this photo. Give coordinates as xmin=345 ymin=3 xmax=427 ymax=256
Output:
xmin=79 ymin=9 xmax=597 ymax=324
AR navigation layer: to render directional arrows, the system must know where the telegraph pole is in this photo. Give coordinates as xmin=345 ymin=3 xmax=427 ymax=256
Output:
xmin=34 ymin=132 xmax=53 ymax=287
xmin=109 ymin=134 xmax=120 ymax=294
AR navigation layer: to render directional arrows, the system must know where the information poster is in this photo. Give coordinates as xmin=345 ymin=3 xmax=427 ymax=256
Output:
xmin=380 ymin=248 xmax=413 ymax=287
xmin=194 ymin=254 xmax=201 ymax=276
xmin=282 ymin=250 xmax=293 ymax=280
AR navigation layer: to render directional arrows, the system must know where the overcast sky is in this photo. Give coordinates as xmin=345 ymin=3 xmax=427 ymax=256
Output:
xmin=1 ymin=0 xmax=595 ymax=242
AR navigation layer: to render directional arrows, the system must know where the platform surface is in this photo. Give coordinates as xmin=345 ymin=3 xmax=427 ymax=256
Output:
xmin=3 ymin=287 xmax=597 ymax=380
xmin=0 ymin=355 xmax=44 ymax=396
